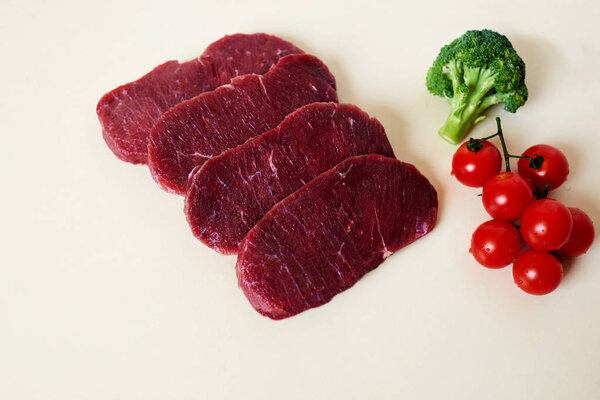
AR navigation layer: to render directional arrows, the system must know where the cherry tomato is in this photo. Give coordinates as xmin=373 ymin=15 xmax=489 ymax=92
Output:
xmin=452 ymin=141 xmax=502 ymax=187
xmin=512 ymin=250 xmax=563 ymax=295
xmin=481 ymin=172 xmax=533 ymax=221
xmin=520 ymin=199 xmax=573 ymax=251
xmin=470 ymin=220 xmax=522 ymax=268
xmin=517 ymin=144 xmax=569 ymax=191
xmin=557 ymin=208 xmax=595 ymax=257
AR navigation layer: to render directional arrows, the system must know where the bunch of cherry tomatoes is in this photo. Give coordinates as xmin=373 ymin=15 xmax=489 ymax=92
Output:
xmin=452 ymin=118 xmax=594 ymax=295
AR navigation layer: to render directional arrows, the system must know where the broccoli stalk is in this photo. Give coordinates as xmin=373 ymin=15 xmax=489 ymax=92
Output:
xmin=427 ymin=30 xmax=528 ymax=145
xmin=439 ymin=63 xmax=504 ymax=143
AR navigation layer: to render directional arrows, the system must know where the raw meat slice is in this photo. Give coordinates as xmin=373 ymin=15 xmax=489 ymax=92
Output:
xmin=185 ymin=103 xmax=395 ymax=254
xmin=148 ymin=54 xmax=338 ymax=194
xmin=236 ymin=154 xmax=438 ymax=320
xmin=97 ymin=33 xmax=303 ymax=164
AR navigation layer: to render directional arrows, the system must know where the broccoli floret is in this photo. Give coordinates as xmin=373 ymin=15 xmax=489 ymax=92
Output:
xmin=426 ymin=29 xmax=528 ymax=144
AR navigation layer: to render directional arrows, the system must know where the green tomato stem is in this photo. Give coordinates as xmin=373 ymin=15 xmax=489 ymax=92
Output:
xmin=495 ymin=117 xmax=511 ymax=172
xmin=506 ymin=154 xmax=545 ymax=170
xmin=471 ymin=119 xmax=544 ymax=173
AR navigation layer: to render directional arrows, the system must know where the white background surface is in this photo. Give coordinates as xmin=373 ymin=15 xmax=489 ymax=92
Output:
xmin=2 ymin=0 xmax=600 ymax=398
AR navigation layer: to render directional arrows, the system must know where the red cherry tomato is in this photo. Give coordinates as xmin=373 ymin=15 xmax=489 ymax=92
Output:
xmin=452 ymin=141 xmax=502 ymax=187
xmin=512 ymin=250 xmax=563 ymax=295
xmin=557 ymin=208 xmax=595 ymax=257
xmin=517 ymin=144 xmax=569 ymax=191
xmin=470 ymin=220 xmax=522 ymax=268
xmin=520 ymin=199 xmax=573 ymax=251
xmin=482 ymin=172 xmax=533 ymax=221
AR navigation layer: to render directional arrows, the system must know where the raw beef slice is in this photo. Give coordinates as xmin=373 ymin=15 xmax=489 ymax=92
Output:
xmin=185 ymin=103 xmax=395 ymax=254
xmin=236 ymin=154 xmax=438 ymax=320
xmin=148 ymin=54 xmax=338 ymax=194
xmin=97 ymin=33 xmax=303 ymax=164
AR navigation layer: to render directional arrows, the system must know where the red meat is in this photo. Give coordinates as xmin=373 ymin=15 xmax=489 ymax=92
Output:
xmin=185 ymin=103 xmax=394 ymax=254
xmin=97 ymin=33 xmax=303 ymax=164
xmin=236 ymin=155 xmax=438 ymax=320
xmin=148 ymin=54 xmax=337 ymax=194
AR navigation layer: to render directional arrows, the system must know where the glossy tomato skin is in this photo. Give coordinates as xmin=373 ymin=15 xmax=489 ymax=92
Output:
xmin=517 ymin=144 xmax=569 ymax=190
xmin=513 ymin=250 xmax=563 ymax=295
xmin=482 ymin=172 xmax=534 ymax=221
xmin=452 ymin=141 xmax=502 ymax=187
xmin=520 ymin=199 xmax=573 ymax=251
xmin=470 ymin=220 xmax=522 ymax=268
xmin=557 ymin=208 xmax=595 ymax=257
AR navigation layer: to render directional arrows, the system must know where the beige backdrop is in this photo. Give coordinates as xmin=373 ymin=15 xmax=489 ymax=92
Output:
xmin=1 ymin=0 xmax=599 ymax=399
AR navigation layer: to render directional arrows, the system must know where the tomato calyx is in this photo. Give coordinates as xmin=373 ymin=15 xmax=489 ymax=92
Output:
xmin=469 ymin=117 xmax=514 ymax=172
xmin=533 ymin=180 xmax=550 ymax=200
xmin=506 ymin=153 xmax=545 ymax=170
xmin=526 ymin=154 xmax=545 ymax=169
xmin=468 ymin=118 xmax=544 ymax=172
xmin=465 ymin=118 xmax=509 ymax=153
xmin=491 ymin=118 xmax=546 ymax=173
xmin=466 ymin=137 xmax=485 ymax=152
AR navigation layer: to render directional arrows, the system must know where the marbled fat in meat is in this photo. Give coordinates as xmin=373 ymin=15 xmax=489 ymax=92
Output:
xmin=236 ymin=155 xmax=438 ymax=320
xmin=148 ymin=54 xmax=338 ymax=194
xmin=185 ymin=103 xmax=395 ymax=254
xmin=97 ymin=33 xmax=303 ymax=164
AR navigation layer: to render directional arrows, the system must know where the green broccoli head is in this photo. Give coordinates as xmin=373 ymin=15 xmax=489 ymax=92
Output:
xmin=426 ymin=29 xmax=528 ymax=144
